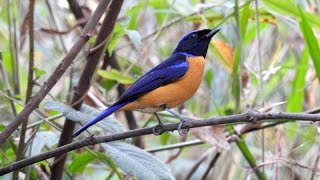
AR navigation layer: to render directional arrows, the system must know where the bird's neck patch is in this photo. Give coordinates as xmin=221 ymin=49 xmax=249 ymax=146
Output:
xmin=178 ymin=52 xmax=195 ymax=57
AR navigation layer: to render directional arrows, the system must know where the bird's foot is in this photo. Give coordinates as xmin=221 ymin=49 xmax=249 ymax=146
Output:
xmin=165 ymin=108 xmax=191 ymax=136
xmin=152 ymin=123 xmax=164 ymax=135
xmin=178 ymin=118 xmax=191 ymax=135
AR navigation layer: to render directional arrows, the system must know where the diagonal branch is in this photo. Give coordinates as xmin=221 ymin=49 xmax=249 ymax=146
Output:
xmin=50 ymin=0 xmax=124 ymax=179
xmin=1 ymin=111 xmax=320 ymax=175
xmin=0 ymin=0 xmax=111 ymax=145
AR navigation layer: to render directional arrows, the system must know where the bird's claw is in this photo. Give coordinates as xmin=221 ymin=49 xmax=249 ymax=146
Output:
xmin=178 ymin=119 xmax=190 ymax=135
xmin=152 ymin=123 xmax=164 ymax=135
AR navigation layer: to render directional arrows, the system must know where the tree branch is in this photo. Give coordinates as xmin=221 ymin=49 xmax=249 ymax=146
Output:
xmin=13 ymin=0 xmax=35 ymax=179
xmin=1 ymin=111 xmax=320 ymax=175
xmin=50 ymin=0 xmax=123 ymax=179
xmin=0 ymin=0 xmax=111 ymax=145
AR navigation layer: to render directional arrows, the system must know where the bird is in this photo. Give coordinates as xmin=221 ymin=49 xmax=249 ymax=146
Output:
xmin=72 ymin=28 xmax=220 ymax=138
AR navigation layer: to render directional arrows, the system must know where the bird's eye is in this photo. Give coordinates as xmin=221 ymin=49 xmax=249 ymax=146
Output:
xmin=190 ymin=33 xmax=198 ymax=39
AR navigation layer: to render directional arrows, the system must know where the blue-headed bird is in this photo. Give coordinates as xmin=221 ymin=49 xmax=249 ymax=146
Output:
xmin=72 ymin=28 xmax=220 ymax=138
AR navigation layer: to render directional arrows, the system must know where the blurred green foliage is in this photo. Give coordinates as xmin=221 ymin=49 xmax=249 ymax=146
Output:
xmin=1 ymin=0 xmax=320 ymax=179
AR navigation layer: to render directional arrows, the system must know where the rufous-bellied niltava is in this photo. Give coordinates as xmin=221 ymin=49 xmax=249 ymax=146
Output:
xmin=72 ymin=28 xmax=220 ymax=138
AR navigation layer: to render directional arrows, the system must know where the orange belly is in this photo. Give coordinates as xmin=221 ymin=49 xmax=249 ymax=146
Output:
xmin=119 ymin=56 xmax=205 ymax=112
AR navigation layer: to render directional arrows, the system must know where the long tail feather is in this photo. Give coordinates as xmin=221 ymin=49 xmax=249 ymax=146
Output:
xmin=72 ymin=101 xmax=128 ymax=138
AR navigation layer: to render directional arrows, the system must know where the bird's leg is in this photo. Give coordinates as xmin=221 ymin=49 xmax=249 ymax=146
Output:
xmin=154 ymin=112 xmax=163 ymax=125
xmin=165 ymin=108 xmax=190 ymax=135
xmin=152 ymin=112 xmax=164 ymax=135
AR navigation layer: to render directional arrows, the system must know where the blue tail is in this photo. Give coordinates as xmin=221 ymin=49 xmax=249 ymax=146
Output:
xmin=72 ymin=101 xmax=129 ymax=138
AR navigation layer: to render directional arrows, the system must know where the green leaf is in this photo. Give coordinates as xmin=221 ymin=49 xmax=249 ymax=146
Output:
xmin=262 ymin=0 xmax=320 ymax=27
xmin=88 ymin=36 xmax=96 ymax=44
xmin=127 ymin=2 xmax=145 ymax=29
xmin=32 ymin=67 xmax=46 ymax=80
xmin=298 ymin=6 xmax=320 ymax=83
xmin=243 ymin=23 xmax=268 ymax=44
xmin=231 ymin=46 xmax=241 ymax=112
xmin=0 ymin=124 xmax=5 ymax=131
xmin=286 ymin=49 xmax=308 ymax=112
xmin=98 ymin=69 xmax=136 ymax=84
xmin=107 ymin=23 xmax=126 ymax=54
xmin=92 ymin=151 xmax=122 ymax=179
xmin=226 ymin=125 xmax=267 ymax=180
xmin=159 ymin=132 xmax=171 ymax=146
xmin=69 ymin=152 xmax=97 ymax=173
xmin=204 ymin=69 xmax=214 ymax=87
xmin=149 ymin=0 xmax=170 ymax=23
xmin=2 ymin=51 xmax=13 ymax=75
xmin=239 ymin=1 xmax=251 ymax=39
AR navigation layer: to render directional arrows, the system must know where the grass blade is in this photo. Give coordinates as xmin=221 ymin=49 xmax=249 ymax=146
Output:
xmin=287 ymin=49 xmax=308 ymax=112
xmin=298 ymin=6 xmax=320 ymax=83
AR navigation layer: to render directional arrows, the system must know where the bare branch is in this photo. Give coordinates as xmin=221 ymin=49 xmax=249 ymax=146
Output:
xmin=50 ymin=0 xmax=124 ymax=179
xmin=1 ymin=111 xmax=320 ymax=175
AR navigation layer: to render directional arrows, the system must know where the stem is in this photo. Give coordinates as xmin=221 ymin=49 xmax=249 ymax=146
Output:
xmin=1 ymin=111 xmax=320 ymax=175
xmin=13 ymin=0 xmax=35 ymax=179
xmin=50 ymin=1 xmax=124 ymax=179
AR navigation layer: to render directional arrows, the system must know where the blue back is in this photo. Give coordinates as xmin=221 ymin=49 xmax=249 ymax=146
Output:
xmin=119 ymin=53 xmax=189 ymax=101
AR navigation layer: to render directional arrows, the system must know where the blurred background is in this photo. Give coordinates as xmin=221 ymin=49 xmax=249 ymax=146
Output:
xmin=0 ymin=0 xmax=320 ymax=179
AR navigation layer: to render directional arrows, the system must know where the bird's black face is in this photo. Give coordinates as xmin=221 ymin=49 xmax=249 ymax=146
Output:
xmin=173 ymin=28 xmax=220 ymax=58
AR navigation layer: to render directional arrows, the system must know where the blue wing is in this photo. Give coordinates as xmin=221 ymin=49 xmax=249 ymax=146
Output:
xmin=119 ymin=53 xmax=189 ymax=101
xmin=72 ymin=53 xmax=189 ymax=138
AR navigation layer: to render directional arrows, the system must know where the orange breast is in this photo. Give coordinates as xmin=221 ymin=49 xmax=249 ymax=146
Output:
xmin=120 ymin=56 xmax=205 ymax=112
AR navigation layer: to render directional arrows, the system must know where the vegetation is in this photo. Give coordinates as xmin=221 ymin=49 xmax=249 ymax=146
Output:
xmin=0 ymin=0 xmax=320 ymax=179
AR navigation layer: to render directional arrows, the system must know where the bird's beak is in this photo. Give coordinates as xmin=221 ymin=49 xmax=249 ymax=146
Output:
xmin=205 ymin=28 xmax=220 ymax=38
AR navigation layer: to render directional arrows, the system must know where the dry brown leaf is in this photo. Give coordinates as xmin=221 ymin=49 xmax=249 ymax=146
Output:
xmin=212 ymin=39 xmax=234 ymax=71
xmin=191 ymin=125 xmax=230 ymax=152
xmin=258 ymin=101 xmax=287 ymax=113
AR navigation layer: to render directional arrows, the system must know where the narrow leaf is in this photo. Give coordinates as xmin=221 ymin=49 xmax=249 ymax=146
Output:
xmin=210 ymin=40 xmax=234 ymax=73
xmin=226 ymin=125 xmax=267 ymax=180
xmin=231 ymin=46 xmax=241 ymax=112
xmin=98 ymin=69 xmax=136 ymax=84
xmin=287 ymin=49 xmax=308 ymax=112
xmin=262 ymin=0 xmax=320 ymax=27
xmin=298 ymin=6 xmax=320 ymax=83
xmin=32 ymin=67 xmax=46 ymax=80
xmin=107 ymin=23 xmax=126 ymax=54
xmin=239 ymin=1 xmax=251 ymax=38
xmin=69 ymin=152 xmax=96 ymax=173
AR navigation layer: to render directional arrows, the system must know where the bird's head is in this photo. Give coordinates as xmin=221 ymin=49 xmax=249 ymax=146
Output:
xmin=173 ymin=28 xmax=220 ymax=57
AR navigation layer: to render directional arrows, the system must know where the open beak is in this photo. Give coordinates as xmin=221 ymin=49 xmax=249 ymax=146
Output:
xmin=205 ymin=28 xmax=220 ymax=38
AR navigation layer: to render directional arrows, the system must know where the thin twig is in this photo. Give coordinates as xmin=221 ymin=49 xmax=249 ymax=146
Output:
xmin=253 ymin=158 xmax=320 ymax=173
xmin=311 ymin=145 xmax=320 ymax=180
xmin=146 ymin=140 xmax=203 ymax=153
xmin=201 ymin=152 xmax=221 ymax=179
xmin=0 ymin=52 xmax=17 ymax=115
xmin=13 ymin=0 xmax=35 ymax=179
xmin=1 ymin=111 xmax=320 ymax=175
xmin=185 ymin=149 xmax=214 ymax=180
